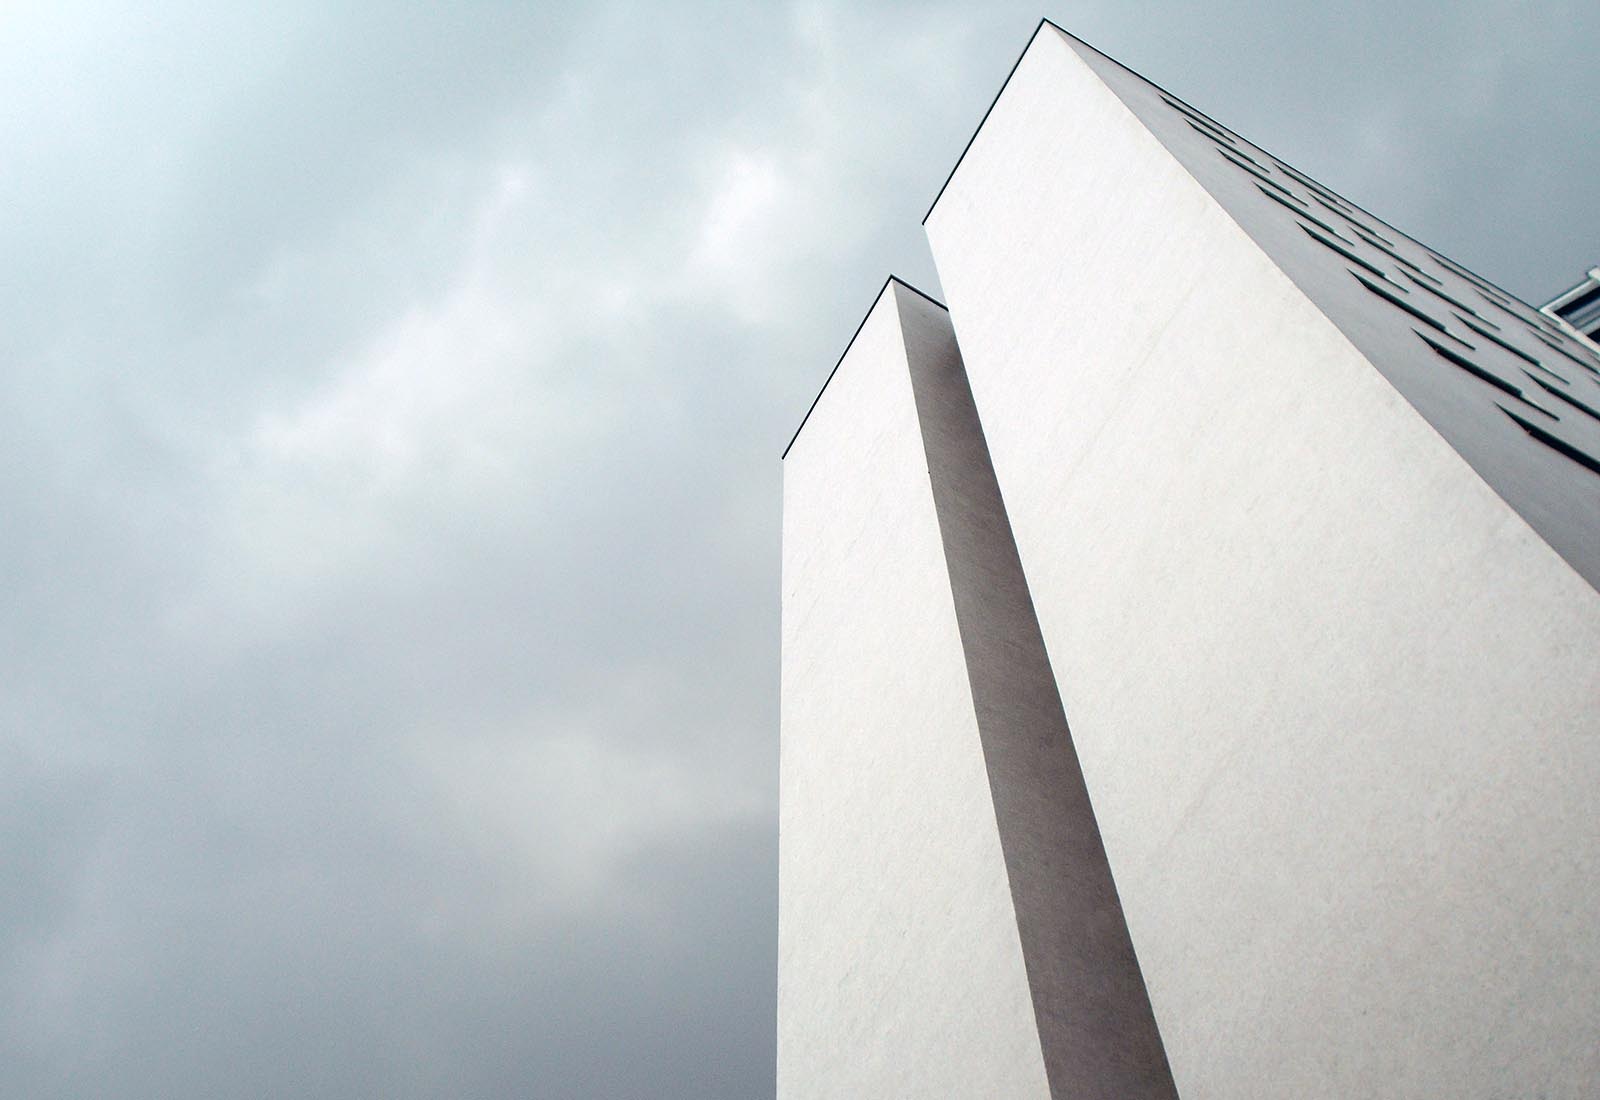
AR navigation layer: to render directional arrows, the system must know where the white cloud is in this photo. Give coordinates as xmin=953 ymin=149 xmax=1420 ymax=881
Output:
xmin=5 ymin=3 xmax=1598 ymax=1097
xmin=690 ymin=151 xmax=786 ymax=277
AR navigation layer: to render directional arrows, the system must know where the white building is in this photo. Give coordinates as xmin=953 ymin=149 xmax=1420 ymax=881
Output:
xmin=780 ymin=20 xmax=1600 ymax=1100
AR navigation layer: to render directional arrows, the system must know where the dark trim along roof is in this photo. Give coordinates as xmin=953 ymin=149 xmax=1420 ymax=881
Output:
xmin=781 ymin=276 xmax=948 ymax=460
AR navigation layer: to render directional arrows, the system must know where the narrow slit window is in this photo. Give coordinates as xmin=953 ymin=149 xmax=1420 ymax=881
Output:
xmin=1162 ymin=96 xmax=1238 ymax=143
xmin=1301 ymin=223 xmax=1387 ymax=279
xmin=1404 ymin=272 xmax=1482 ymax=318
xmin=1448 ymin=259 xmax=1510 ymax=295
xmin=1414 ymin=331 xmax=1546 ymax=413
xmin=1256 ymin=182 xmax=1308 ymax=214
xmin=1473 ymin=288 xmax=1545 ymax=332
xmin=1361 ymin=221 xmax=1398 ymax=248
xmin=1258 ymin=174 xmax=1308 ymax=206
xmin=1310 ymin=195 xmax=1395 ymax=246
xmin=1311 ymin=194 xmax=1349 ymax=219
xmin=1352 ymin=270 xmax=1449 ymax=333
xmin=1354 ymin=231 xmax=1443 ymax=285
xmin=1476 ymin=287 xmax=1515 ymax=315
xmin=1526 ymin=374 xmax=1600 ymax=424
xmin=1499 ymin=405 xmax=1600 ymax=476
xmin=1273 ymin=160 xmax=1358 ymax=214
xmin=1429 ymin=252 xmax=1520 ymax=307
xmin=1473 ymin=280 xmax=1517 ymax=308
xmin=1454 ymin=314 xmax=1559 ymax=375
xmin=1218 ymin=145 xmax=1270 ymax=176
xmin=1318 ymin=197 xmax=1395 ymax=245
xmin=1185 ymin=119 xmax=1238 ymax=149
xmin=1530 ymin=329 xmax=1600 ymax=375
xmin=1292 ymin=207 xmax=1357 ymax=245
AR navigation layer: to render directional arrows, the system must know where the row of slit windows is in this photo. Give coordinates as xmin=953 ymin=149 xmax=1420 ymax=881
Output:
xmin=1168 ymin=86 xmax=1586 ymax=347
xmin=1157 ymin=90 xmax=1600 ymax=478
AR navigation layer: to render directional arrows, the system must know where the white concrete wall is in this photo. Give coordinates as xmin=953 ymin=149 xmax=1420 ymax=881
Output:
xmin=926 ymin=27 xmax=1600 ymax=1099
xmin=777 ymin=284 xmax=1050 ymax=1099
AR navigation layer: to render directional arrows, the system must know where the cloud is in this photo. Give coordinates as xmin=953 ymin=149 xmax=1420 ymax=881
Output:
xmin=0 ymin=2 xmax=1596 ymax=1098
xmin=688 ymin=151 xmax=790 ymax=322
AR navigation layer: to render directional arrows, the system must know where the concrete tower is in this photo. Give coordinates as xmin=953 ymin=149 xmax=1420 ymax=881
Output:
xmin=780 ymin=21 xmax=1600 ymax=1099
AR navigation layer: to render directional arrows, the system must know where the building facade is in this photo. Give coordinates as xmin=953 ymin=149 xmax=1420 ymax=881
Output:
xmin=779 ymin=21 xmax=1600 ymax=1100
xmin=1544 ymin=267 xmax=1600 ymax=342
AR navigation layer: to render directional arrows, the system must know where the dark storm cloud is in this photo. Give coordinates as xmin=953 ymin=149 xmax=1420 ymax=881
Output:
xmin=2 ymin=2 xmax=1595 ymax=1097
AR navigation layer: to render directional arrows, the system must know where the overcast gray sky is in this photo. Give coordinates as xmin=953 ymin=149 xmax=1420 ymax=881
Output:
xmin=3 ymin=2 xmax=1596 ymax=1097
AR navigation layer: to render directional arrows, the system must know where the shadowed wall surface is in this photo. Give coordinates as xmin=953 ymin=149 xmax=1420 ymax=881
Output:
xmin=898 ymin=286 xmax=1177 ymax=1100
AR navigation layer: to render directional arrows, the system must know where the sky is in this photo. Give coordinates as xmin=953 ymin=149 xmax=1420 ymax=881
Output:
xmin=2 ymin=2 xmax=1596 ymax=1097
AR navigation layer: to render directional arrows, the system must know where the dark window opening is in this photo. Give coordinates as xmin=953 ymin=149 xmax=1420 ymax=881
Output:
xmin=1352 ymin=270 xmax=1450 ymax=334
xmin=1526 ymin=374 xmax=1600 ymax=425
xmin=1453 ymin=314 xmax=1554 ymax=374
xmin=1301 ymin=223 xmax=1387 ymax=279
xmin=1499 ymin=405 xmax=1600 ymax=476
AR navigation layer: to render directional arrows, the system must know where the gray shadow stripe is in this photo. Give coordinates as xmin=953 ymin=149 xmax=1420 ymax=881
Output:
xmin=894 ymin=284 xmax=1180 ymax=1100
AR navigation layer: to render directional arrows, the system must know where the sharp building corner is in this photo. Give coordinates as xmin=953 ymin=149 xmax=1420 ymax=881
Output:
xmin=779 ymin=19 xmax=1600 ymax=1100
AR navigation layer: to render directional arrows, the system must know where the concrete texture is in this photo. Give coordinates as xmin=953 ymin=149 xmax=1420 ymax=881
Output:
xmin=897 ymin=286 xmax=1176 ymax=1100
xmin=778 ymin=281 xmax=1049 ymax=1099
xmin=926 ymin=23 xmax=1600 ymax=1099
xmin=1050 ymin=28 xmax=1600 ymax=593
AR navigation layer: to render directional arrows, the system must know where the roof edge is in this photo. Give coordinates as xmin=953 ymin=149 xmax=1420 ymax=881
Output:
xmin=781 ymin=276 xmax=947 ymax=460
xmin=921 ymin=18 xmax=1052 ymax=225
xmin=1043 ymin=21 xmax=1551 ymax=316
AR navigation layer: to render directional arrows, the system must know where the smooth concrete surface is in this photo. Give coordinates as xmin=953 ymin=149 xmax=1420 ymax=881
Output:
xmin=1050 ymin=28 xmax=1600 ymax=593
xmin=897 ymin=286 xmax=1177 ymax=1100
xmin=926 ymin=25 xmax=1600 ymax=1099
xmin=778 ymin=282 xmax=1049 ymax=1099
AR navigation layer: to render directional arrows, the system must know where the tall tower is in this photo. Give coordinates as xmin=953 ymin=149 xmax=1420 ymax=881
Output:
xmin=780 ymin=21 xmax=1600 ymax=1099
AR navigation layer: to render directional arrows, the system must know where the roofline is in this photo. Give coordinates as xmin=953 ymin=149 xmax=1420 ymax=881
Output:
xmin=922 ymin=18 xmax=1051 ymax=225
xmin=922 ymin=19 xmax=1548 ymax=321
xmin=781 ymin=276 xmax=948 ymax=460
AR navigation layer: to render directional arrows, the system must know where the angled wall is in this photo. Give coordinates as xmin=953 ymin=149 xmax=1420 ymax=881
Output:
xmin=1052 ymin=31 xmax=1600 ymax=590
xmin=780 ymin=279 xmax=1178 ymax=1098
xmin=926 ymin=23 xmax=1600 ymax=1099
xmin=778 ymin=281 xmax=1049 ymax=1099
xmin=902 ymin=285 xmax=1176 ymax=1100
